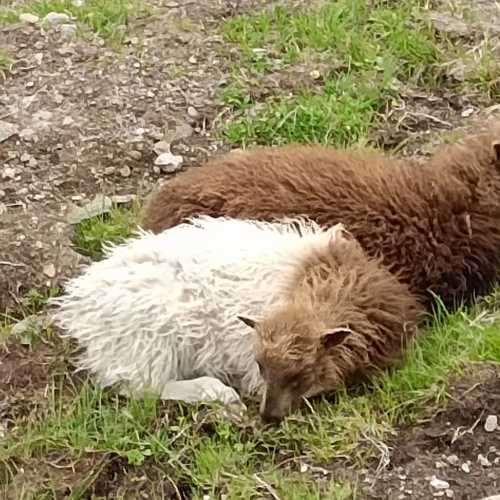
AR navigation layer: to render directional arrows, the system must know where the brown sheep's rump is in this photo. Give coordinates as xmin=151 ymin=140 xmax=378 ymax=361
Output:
xmin=141 ymin=128 xmax=500 ymax=309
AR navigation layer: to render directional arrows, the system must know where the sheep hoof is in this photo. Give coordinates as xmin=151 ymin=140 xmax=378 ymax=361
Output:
xmin=160 ymin=376 xmax=244 ymax=408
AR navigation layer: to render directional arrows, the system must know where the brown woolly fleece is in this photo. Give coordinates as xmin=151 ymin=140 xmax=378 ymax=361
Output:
xmin=141 ymin=126 xmax=500 ymax=309
xmin=245 ymin=227 xmax=424 ymax=421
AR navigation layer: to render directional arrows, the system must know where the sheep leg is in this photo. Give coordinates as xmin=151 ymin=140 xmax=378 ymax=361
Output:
xmin=160 ymin=376 xmax=246 ymax=409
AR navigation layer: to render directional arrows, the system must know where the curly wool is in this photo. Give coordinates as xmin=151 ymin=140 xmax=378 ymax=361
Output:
xmin=140 ymin=126 xmax=500 ymax=309
xmin=50 ymin=216 xmax=339 ymax=398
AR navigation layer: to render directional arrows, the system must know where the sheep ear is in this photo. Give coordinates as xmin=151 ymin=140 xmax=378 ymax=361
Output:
xmin=237 ymin=315 xmax=258 ymax=329
xmin=320 ymin=327 xmax=352 ymax=350
xmin=493 ymin=141 xmax=500 ymax=162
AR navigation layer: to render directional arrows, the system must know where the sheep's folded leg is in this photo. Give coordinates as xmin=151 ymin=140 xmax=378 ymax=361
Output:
xmin=160 ymin=376 xmax=246 ymax=409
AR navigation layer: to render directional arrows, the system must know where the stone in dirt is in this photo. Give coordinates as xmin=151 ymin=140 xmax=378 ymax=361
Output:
xmin=484 ymin=415 xmax=498 ymax=432
xmin=0 ymin=121 xmax=18 ymax=143
xmin=154 ymin=151 xmax=183 ymax=173
xmin=43 ymin=12 xmax=71 ymax=25
xmin=19 ymin=13 xmax=40 ymax=24
xmin=430 ymin=476 xmax=450 ymax=490
xmin=59 ymin=24 xmax=77 ymax=37
xmin=427 ymin=12 xmax=470 ymax=37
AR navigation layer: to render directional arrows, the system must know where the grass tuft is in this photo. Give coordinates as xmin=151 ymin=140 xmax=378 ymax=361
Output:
xmin=72 ymin=204 xmax=140 ymax=261
xmin=0 ymin=0 xmax=148 ymax=44
xmin=221 ymin=0 xmax=441 ymax=147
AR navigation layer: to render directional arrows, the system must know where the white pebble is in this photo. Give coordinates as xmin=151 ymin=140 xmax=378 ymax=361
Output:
xmin=485 ymin=415 xmax=498 ymax=432
xmin=154 ymin=151 xmax=183 ymax=172
xmin=19 ymin=13 xmax=39 ymax=24
xmin=477 ymin=454 xmax=492 ymax=467
xmin=44 ymin=12 xmax=71 ymax=25
xmin=430 ymin=476 xmax=450 ymax=490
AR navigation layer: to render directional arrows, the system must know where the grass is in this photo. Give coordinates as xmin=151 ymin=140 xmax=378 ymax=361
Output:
xmin=72 ymin=203 xmax=140 ymax=260
xmin=0 ymin=0 xmax=148 ymax=44
xmin=220 ymin=0 xmax=441 ymax=147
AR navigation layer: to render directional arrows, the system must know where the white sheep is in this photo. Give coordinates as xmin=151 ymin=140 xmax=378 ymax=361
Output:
xmin=50 ymin=216 xmax=344 ymax=407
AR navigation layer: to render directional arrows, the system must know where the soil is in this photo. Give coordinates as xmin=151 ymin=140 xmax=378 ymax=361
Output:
xmin=339 ymin=364 xmax=500 ymax=500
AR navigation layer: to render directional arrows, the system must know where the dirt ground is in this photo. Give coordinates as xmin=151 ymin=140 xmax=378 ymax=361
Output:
xmin=343 ymin=364 xmax=500 ymax=500
xmin=1 ymin=0 xmax=500 ymax=498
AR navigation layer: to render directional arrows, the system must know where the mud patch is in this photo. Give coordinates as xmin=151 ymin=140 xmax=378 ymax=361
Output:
xmin=3 ymin=453 xmax=188 ymax=499
xmin=0 ymin=334 xmax=71 ymax=426
xmin=343 ymin=364 xmax=500 ymax=500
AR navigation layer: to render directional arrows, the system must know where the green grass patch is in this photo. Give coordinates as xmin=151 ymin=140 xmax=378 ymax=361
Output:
xmin=2 ymin=297 xmax=498 ymax=496
xmin=220 ymin=0 xmax=441 ymax=147
xmin=72 ymin=204 xmax=140 ymax=260
xmin=0 ymin=0 xmax=148 ymax=44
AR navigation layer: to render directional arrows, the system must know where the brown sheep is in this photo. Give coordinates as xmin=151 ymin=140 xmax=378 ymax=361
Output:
xmin=238 ymin=224 xmax=424 ymax=421
xmin=141 ymin=126 xmax=500 ymax=309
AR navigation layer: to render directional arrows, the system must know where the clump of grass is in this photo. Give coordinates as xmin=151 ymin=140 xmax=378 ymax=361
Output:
xmin=0 ymin=0 xmax=149 ymax=43
xmin=72 ymin=204 xmax=139 ymax=261
xmin=225 ymin=74 xmax=381 ymax=147
xmin=221 ymin=0 xmax=441 ymax=147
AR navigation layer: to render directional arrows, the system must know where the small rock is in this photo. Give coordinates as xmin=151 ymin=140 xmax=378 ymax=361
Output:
xmin=111 ymin=194 xmax=136 ymax=205
xmin=299 ymin=463 xmax=308 ymax=473
xmin=20 ymin=128 xmax=36 ymax=141
xmin=446 ymin=455 xmax=459 ymax=466
xmin=155 ymin=152 xmax=183 ymax=173
xmin=119 ymin=165 xmax=131 ymax=178
xmin=153 ymin=141 xmax=171 ymax=155
xmin=128 ymin=150 xmax=142 ymax=160
xmin=427 ymin=12 xmax=470 ymax=37
xmin=62 ymin=117 xmax=74 ymax=127
xmin=461 ymin=108 xmax=474 ymax=118
xmin=28 ymin=157 xmax=38 ymax=168
xmin=20 ymin=153 xmax=31 ymax=163
xmin=430 ymin=476 xmax=450 ymax=490
xmin=12 ymin=315 xmax=48 ymax=345
xmin=435 ymin=461 xmax=447 ymax=469
xmin=309 ymin=69 xmax=321 ymax=80
xmin=0 ymin=121 xmax=18 ymax=143
xmin=59 ymin=24 xmax=77 ymax=37
xmin=460 ymin=462 xmax=470 ymax=473
xmin=477 ymin=454 xmax=492 ymax=467
xmin=19 ymin=13 xmax=39 ymax=24
xmin=485 ymin=415 xmax=498 ymax=432
xmin=43 ymin=12 xmax=71 ymax=25
xmin=66 ymin=194 xmax=113 ymax=224
xmin=104 ymin=167 xmax=115 ymax=175
xmin=3 ymin=167 xmax=16 ymax=179
xmin=72 ymin=0 xmax=84 ymax=6
xmin=189 ymin=55 xmax=197 ymax=64
xmin=445 ymin=490 xmax=454 ymax=498
xmin=187 ymin=106 xmax=199 ymax=119
xmin=43 ymin=263 xmax=56 ymax=278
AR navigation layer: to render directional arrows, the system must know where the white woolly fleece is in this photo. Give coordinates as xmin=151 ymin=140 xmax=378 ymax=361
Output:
xmin=51 ymin=216 xmax=340 ymax=403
